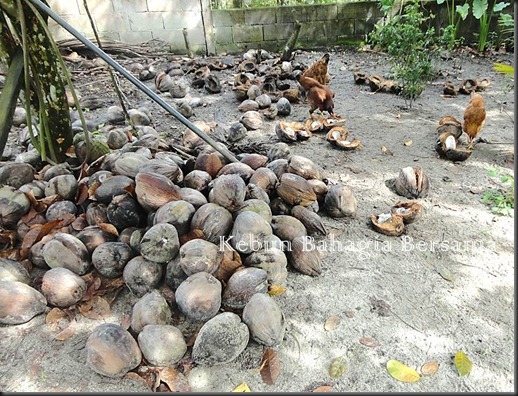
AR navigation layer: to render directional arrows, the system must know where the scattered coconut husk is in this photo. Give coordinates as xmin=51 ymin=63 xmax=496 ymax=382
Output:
xmin=370 ymin=213 xmax=405 ymax=236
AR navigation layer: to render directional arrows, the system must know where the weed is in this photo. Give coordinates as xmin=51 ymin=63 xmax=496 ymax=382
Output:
xmin=482 ymin=168 xmax=514 ymax=217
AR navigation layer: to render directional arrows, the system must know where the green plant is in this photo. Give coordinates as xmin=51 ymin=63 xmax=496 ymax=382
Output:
xmin=436 ymin=0 xmax=469 ymax=50
xmin=368 ymin=0 xmax=437 ymax=108
xmin=482 ymin=168 xmax=514 ymax=217
xmin=497 ymin=12 xmax=514 ymax=50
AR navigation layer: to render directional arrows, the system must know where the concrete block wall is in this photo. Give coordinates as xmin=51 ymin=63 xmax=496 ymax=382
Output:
xmin=46 ymin=0 xmax=208 ymax=55
xmin=212 ymin=2 xmax=381 ymax=53
xmin=45 ymin=1 xmax=514 ymax=56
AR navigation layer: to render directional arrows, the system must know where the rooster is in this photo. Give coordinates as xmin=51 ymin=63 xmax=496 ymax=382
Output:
xmin=301 ymin=53 xmax=330 ymax=85
xmin=296 ymin=74 xmax=335 ymax=115
xmin=463 ymin=92 xmax=486 ymax=149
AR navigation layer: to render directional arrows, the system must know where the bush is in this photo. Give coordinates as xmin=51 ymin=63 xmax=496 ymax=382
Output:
xmin=369 ymin=0 xmax=438 ymax=108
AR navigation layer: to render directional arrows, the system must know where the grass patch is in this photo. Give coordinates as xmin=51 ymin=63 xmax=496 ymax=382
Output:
xmin=482 ymin=167 xmax=514 ymax=217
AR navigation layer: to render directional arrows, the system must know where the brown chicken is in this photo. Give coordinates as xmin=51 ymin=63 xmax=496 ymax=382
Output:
xmin=297 ymin=75 xmax=335 ymax=115
xmin=463 ymin=92 xmax=486 ymax=149
xmin=301 ymin=53 xmax=330 ymax=85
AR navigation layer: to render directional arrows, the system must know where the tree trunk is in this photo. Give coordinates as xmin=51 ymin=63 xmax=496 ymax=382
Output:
xmin=0 ymin=0 xmax=73 ymax=163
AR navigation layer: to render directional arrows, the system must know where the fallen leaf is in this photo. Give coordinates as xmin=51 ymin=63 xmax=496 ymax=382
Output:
xmin=386 ymin=359 xmax=421 ymax=383
xmin=87 ymin=180 xmax=101 ymax=199
xmin=381 ymin=145 xmax=394 ymax=155
xmin=268 ymin=284 xmax=286 ymax=296
xmin=421 ymin=359 xmax=439 ymax=376
xmin=359 ymin=337 xmax=379 ymax=347
xmin=99 ymin=222 xmax=119 ymax=237
xmin=125 ymin=372 xmax=149 ymax=388
xmin=46 ymin=307 xmax=66 ymax=324
xmin=158 ymin=367 xmax=191 ymax=392
xmin=313 ymin=385 xmax=333 ymax=392
xmin=404 ymin=140 xmax=413 ymax=146
xmin=329 ymin=356 xmax=346 ymax=378
xmin=324 ymin=315 xmax=341 ymax=331
xmin=76 ymin=182 xmax=90 ymax=205
xmin=54 ymin=318 xmax=77 ymax=341
xmin=232 ymin=382 xmax=251 ymax=392
xmin=436 ymin=267 xmax=455 ymax=282
xmin=259 ymin=348 xmax=280 ymax=385
xmin=78 ymin=295 xmax=111 ymax=320
xmin=454 ymin=351 xmax=472 ymax=377
xmin=120 ymin=313 xmax=131 ymax=330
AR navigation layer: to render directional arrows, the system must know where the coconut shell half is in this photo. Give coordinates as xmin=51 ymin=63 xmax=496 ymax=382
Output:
xmin=370 ymin=213 xmax=405 ymax=236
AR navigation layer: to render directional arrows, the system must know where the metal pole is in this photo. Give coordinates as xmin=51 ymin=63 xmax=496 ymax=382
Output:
xmin=26 ymin=0 xmax=239 ymax=163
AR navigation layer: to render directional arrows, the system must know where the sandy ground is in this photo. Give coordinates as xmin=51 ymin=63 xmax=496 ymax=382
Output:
xmin=0 ymin=46 xmax=514 ymax=392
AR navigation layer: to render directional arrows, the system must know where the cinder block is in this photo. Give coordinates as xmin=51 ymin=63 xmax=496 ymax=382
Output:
xmin=277 ymin=6 xmax=308 ymax=23
xmin=119 ymin=30 xmax=153 ymax=44
xmin=78 ymin=0 xmax=114 ymax=15
xmin=263 ymin=23 xmax=295 ymax=42
xmin=245 ymin=8 xmax=276 ymax=25
xmin=232 ymin=25 xmax=263 ymax=43
xmin=337 ymin=2 xmax=382 ymax=20
xmin=128 ymin=12 xmax=164 ymax=31
xmin=328 ymin=19 xmax=355 ymax=38
xmin=112 ymin=0 xmax=148 ymax=13
xmin=95 ymin=14 xmax=129 ymax=33
xmin=215 ymin=26 xmax=233 ymax=44
xmin=47 ymin=0 xmax=80 ymax=16
xmin=316 ymin=4 xmax=338 ymax=21
xmin=147 ymin=0 xmax=182 ymax=12
xmin=162 ymin=12 xmax=203 ymax=30
xmin=299 ymin=21 xmax=327 ymax=41
xmin=98 ymin=32 xmax=122 ymax=42
xmin=212 ymin=10 xmax=245 ymax=27
xmin=152 ymin=27 xmax=205 ymax=47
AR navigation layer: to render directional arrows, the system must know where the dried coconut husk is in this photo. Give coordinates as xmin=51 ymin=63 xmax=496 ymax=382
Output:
xmin=390 ymin=201 xmax=423 ymax=224
xmin=370 ymin=213 xmax=405 ymax=236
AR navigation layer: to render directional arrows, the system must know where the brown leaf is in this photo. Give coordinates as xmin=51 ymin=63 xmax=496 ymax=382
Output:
xmin=99 ymin=222 xmax=119 ymax=237
xmin=46 ymin=307 xmax=66 ymax=324
xmin=0 ymin=229 xmax=17 ymax=247
xmin=87 ymin=181 xmax=101 ymax=199
xmin=179 ymin=228 xmax=205 ymax=246
xmin=0 ymin=248 xmax=21 ymax=260
xmin=20 ymin=220 xmax=63 ymax=259
xmin=55 ymin=318 xmax=77 ymax=340
xmin=158 ymin=367 xmax=192 ymax=392
xmin=120 ymin=313 xmax=131 ymax=330
xmin=313 ymin=386 xmax=333 ymax=392
xmin=259 ymin=348 xmax=280 ymax=385
xmin=421 ymin=360 xmax=439 ymax=376
xmin=82 ymin=274 xmax=103 ymax=301
xmin=123 ymin=184 xmax=136 ymax=197
xmin=359 ymin=337 xmax=379 ymax=347
xmin=324 ymin=315 xmax=341 ymax=331
xmin=78 ymin=295 xmax=111 ymax=320
xmin=76 ymin=182 xmax=90 ymax=205
xmin=268 ymin=284 xmax=286 ymax=297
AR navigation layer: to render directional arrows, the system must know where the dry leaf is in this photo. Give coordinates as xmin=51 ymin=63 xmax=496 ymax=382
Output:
xmin=313 ymin=385 xmax=333 ymax=392
xmin=454 ymin=351 xmax=472 ymax=377
xmin=329 ymin=356 xmax=346 ymax=378
xmin=158 ymin=367 xmax=191 ymax=392
xmin=324 ymin=315 xmax=341 ymax=331
xmin=76 ymin=182 xmax=90 ymax=205
xmin=78 ymin=295 xmax=111 ymax=320
xmin=268 ymin=284 xmax=286 ymax=296
xmin=436 ymin=267 xmax=455 ymax=282
xmin=54 ymin=319 xmax=77 ymax=341
xmin=381 ymin=145 xmax=394 ymax=155
xmin=259 ymin=348 xmax=281 ymax=385
xmin=421 ymin=360 xmax=439 ymax=376
xmin=120 ymin=313 xmax=131 ymax=330
xmin=232 ymin=382 xmax=251 ymax=392
xmin=46 ymin=308 xmax=66 ymax=324
xmin=99 ymin=222 xmax=119 ymax=237
xmin=87 ymin=181 xmax=101 ymax=199
xmin=386 ymin=359 xmax=421 ymax=383
xmin=359 ymin=337 xmax=379 ymax=347
xmin=403 ymin=140 xmax=413 ymax=146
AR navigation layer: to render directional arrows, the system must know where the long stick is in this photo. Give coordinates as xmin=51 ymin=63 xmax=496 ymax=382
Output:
xmin=26 ymin=0 xmax=238 ymax=163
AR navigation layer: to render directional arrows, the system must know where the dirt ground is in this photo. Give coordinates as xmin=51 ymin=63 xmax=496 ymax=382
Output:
xmin=0 ymin=45 xmax=514 ymax=392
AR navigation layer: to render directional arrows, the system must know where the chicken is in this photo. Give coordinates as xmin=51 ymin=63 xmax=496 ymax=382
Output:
xmin=462 ymin=92 xmax=486 ymax=149
xmin=296 ymin=75 xmax=335 ymax=115
xmin=301 ymin=53 xmax=330 ymax=85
